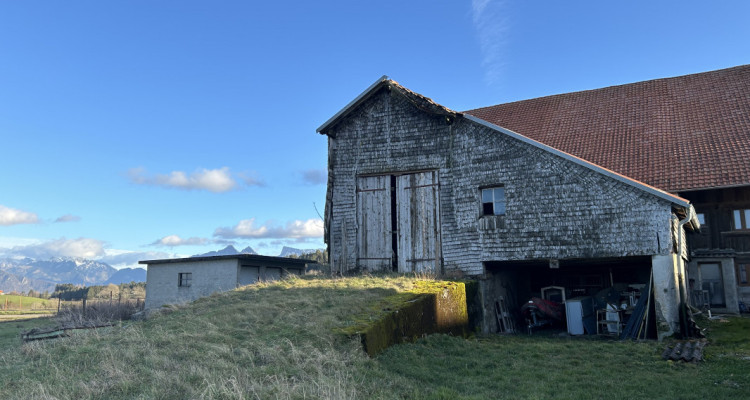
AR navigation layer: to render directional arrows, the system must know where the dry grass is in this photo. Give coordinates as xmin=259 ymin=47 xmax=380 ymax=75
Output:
xmin=55 ymin=299 xmax=144 ymax=327
xmin=0 ymin=275 xmax=748 ymax=399
xmin=0 ymin=275 xmax=420 ymax=399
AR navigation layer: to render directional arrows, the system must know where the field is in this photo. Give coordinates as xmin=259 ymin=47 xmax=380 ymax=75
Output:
xmin=0 ymin=295 xmax=55 ymax=311
xmin=0 ymin=317 xmax=53 ymax=349
xmin=0 ymin=274 xmax=748 ymax=399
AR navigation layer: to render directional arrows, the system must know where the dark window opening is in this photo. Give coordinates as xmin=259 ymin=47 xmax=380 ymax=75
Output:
xmin=481 ymin=187 xmax=506 ymax=216
xmin=178 ymin=272 xmax=192 ymax=287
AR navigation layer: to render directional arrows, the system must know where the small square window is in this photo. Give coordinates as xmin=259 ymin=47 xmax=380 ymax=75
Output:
xmin=178 ymin=272 xmax=192 ymax=287
xmin=481 ymin=187 xmax=505 ymax=216
xmin=696 ymin=213 xmax=705 ymax=225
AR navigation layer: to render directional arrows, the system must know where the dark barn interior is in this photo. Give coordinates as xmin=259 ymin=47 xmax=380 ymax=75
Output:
xmin=484 ymin=257 xmax=657 ymax=338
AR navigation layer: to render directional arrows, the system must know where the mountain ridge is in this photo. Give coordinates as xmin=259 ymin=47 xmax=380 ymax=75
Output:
xmin=0 ymin=257 xmax=145 ymax=293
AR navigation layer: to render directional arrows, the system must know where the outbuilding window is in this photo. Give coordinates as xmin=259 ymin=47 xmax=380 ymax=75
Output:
xmin=178 ymin=272 xmax=192 ymax=287
xmin=481 ymin=186 xmax=506 ymax=216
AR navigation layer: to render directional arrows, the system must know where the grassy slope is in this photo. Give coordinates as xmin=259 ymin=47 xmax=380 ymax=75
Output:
xmin=0 ymin=275 xmax=748 ymax=399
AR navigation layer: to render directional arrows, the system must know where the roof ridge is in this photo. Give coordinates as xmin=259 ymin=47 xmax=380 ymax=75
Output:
xmin=463 ymin=64 xmax=750 ymax=113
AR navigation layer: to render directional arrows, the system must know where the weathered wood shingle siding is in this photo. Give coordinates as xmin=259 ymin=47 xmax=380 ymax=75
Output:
xmin=325 ymin=87 xmax=675 ymax=275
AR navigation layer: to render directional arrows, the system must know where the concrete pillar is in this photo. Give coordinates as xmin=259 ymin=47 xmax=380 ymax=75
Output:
xmin=651 ymin=254 xmax=680 ymax=340
xmin=721 ymin=259 xmax=740 ymax=314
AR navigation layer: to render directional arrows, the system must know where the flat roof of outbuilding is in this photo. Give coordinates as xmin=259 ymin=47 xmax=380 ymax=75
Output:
xmin=139 ymin=254 xmax=313 ymax=266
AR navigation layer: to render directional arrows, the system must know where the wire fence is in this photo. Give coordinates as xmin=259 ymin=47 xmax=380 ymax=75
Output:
xmin=1 ymin=296 xmax=144 ymax=315
xmin=56 ymin=298 xmax=145 ymax=325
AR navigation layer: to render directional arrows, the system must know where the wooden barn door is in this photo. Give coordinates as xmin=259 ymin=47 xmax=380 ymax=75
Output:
xmin=397 ymin=171 xmax=441 ymax=273
xmin=356 ymin=175 xmax=393 ymax=271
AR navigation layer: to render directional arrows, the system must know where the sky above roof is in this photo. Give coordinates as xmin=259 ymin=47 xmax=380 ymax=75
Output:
xmin=1 ymin=1 xmax=749 ymax=269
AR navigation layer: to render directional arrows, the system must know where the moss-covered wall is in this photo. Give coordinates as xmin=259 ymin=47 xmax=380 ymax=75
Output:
xmin=342 ymin=280 xmax=472 ymax=356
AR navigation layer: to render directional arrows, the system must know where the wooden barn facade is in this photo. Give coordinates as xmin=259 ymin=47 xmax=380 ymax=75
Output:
xmin=318 ymin=76 xmax=700 ymax=338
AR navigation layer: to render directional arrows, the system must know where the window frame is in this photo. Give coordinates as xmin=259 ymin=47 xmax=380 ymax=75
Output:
xmin=732 ymin=209 xmax=750 ymax=231
xmin=736 ymin=264 xmax=749 ymax=287
xmin=480 ymin=186 xmax=506 ymax=217
xmin=178 ymin=272 xmax=192 ymax=287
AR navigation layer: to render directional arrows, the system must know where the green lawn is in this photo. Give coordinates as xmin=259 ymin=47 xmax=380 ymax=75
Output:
xmin=0 ymin=295 xmax=55 ymax=311
xmin=0 ymin=317 xmax=54 ymax=349
xmin=0 ymin=275 xmax=747 ymax=399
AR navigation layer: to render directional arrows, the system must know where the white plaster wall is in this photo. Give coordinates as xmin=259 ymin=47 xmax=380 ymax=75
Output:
xmin=720 ymin=259 xmax=740 ymax=313
xmin=145 ymin=259 xmax=240 ymax=309
xmin=652 ymin=254 xmax=680 ymax=339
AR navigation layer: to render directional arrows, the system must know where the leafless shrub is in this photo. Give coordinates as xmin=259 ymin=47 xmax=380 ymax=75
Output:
xmin=56 ymin=299 xmax=144 ymax=326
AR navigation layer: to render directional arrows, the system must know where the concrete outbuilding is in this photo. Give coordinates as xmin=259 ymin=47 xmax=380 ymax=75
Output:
xmin=140 ymin=254 xmax=309 ymax=309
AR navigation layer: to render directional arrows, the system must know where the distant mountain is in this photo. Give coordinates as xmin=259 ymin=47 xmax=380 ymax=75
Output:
xmin=105 ymin=268 xmax=147 ymax=285
xmin=192 ymin=245 xmax=257 ymax=258
xmin=278 ymin=246 xmax=323 ymax=257
xmin=0 ymin=269 xmax=56 ymax=294
xmin=0 ymin=258 xmax=116 ymax=286
xmin=0 ymin=257 xmax=146 ymax=293
xmin=239 ymin=246 xmax=257 ymax=255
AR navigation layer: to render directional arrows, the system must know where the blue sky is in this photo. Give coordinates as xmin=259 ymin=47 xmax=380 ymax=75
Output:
xmin=1 ymin=1 xmax=749 ymax=269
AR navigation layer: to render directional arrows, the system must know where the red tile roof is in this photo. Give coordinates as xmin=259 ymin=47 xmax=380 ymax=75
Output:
xmin=464 ymin=65 xmax=750 ymax=193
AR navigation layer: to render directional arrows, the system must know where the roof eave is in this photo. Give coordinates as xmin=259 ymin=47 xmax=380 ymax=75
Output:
xmin=463 ymin=114 xmax=694 ymax=211
xmin=139 ymin=254 xmax=314 ymax=265
xmin=317 ymin=75 xmax=390 ymax=134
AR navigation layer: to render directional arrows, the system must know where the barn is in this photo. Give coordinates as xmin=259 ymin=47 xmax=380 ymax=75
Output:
xmin=318 ymin=77 xmax=700 ymax=338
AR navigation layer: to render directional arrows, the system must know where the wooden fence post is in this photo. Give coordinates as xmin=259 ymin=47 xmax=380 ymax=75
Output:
xmin=82 ymin=297 xmax=87 ymax=317
xmin=57 ymin=298 xmax=61 ymax=313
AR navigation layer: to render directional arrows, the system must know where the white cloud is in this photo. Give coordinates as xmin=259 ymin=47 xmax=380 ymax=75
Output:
xmin=99 ymin=250 xmax=176 ymax=269
xmin=214 ymin=218 xmax=324 ymax=239
xmin=7 ymin=237 xmax=105 ymax=259
xmin=0 ymin=205 xmax=39 ymax=226
xmin=54 ymin=214 xmax=81 ymax=223
xmin=471 ymin=0 xmax=509 ymax=86
xmin=301 ymin=169 xmax=327 ymax=185
xmin=128 ymin=167 xmax=238 ymax=193
xmin=151 ymin=234 xmax=209 ymax=247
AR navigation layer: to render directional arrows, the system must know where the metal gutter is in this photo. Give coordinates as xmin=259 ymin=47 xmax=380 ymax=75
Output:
xmin=317 ymin=75 xmax=390 ymax=134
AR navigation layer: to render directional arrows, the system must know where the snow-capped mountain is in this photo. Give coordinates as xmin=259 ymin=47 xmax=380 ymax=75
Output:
xmin=0 ymin=257 xmax=146 ymax=293
xmin=0 ymin=257 xmax=115 ymax=286
xmin=0 ymin=269 xmax=56 ymax=294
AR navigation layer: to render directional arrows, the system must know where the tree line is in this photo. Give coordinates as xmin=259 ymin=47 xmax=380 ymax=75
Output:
xmin=288 ymin=249 xmax=328 ymax=265
xmin=50 ymin=282 xmax=146 ymax=301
